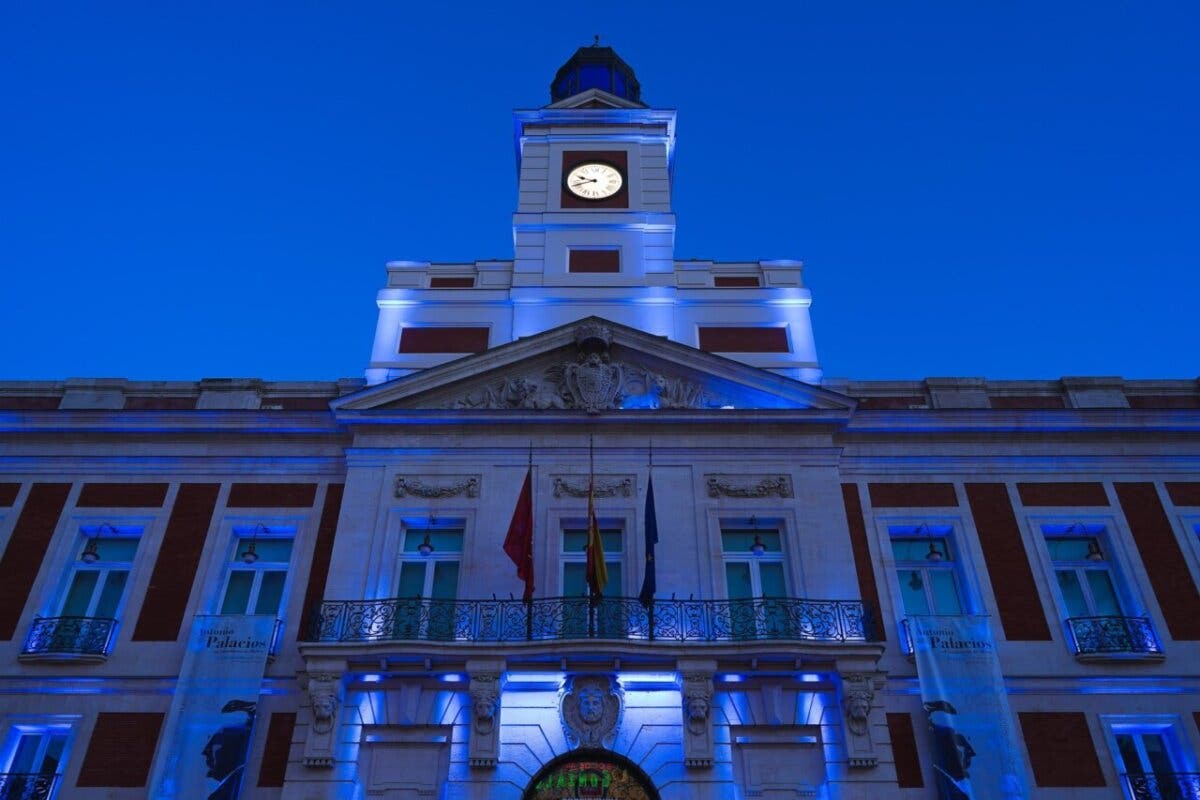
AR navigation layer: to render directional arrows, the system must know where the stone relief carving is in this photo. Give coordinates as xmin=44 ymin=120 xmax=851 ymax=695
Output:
xmin=560 ymin=674 xmax=622 ymax=749
xmin=705 ymin=474 xmax=793 ymax=498
xmin=840 ymin=671 xmax=882 ymax=769
xmin=449 ymin=323 xmax=731 ymax=412
xmin=303 ymin=671 xmax=342 ymax=768
xmin=682 ymin=671 xmax=715 ymax=768
xmin=553 ymin=475 xmax=633 ymax=499
xmin=394 ymin=475 xmax=479 ymax=499
xmin=469 ymin=674 xmax=500 ymax=736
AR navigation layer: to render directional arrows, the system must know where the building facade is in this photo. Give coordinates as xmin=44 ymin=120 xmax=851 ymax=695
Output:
xmin=1 ymin=45 xmax=1199 ymax=800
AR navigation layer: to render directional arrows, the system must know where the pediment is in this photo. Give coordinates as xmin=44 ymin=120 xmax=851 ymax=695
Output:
xmin=334 ymin=318 xmax=855 ymax=415
xmin=545 ymin=88 xmax=647 ymax=110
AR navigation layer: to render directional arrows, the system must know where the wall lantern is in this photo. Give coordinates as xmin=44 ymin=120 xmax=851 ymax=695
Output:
xmin=80 ymin=523 xmax=118 ymax=564
xmin=749 ymin=515 xmax=766 ymax=557
xmin=241 ymin=523 xmax=269 ymax=564
xmin=417 ymin=513 xmax=437 ymax=556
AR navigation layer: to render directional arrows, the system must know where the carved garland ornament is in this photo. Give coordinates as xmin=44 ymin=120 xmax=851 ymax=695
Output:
xmin=705 ymin=474 xmax=793 ymax=498
xmin=394 ymin=475 xmax=480 ymax=499
xmin=553 ymin=476 xmax=633 ymax=499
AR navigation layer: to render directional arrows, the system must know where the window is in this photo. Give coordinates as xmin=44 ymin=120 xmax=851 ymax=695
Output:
xmin=394 ymin=520 xmax=462 ymax=640
xmin=1105 ymin=718 xmax=1197 ymax=800
xmin=220 ymin=528 xmax=293 ymax=617
xmin=561 ymin=525 xmax=623 ymax=638
xmin=889 ymin=525 xmax=964 ymax=652
xmin=0 ymin=723 xmax=72 ymax=800
xmin=721 ymin=519 xmax=790 ymax=639
xmin=1042 ymin=524 xmax=1160 ymax=657
xmin=26 ymin=525 xmax=140 ymax=657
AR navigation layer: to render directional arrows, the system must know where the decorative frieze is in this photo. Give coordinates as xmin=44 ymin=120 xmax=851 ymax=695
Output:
xmin=705 ymin=474 xmax=793 ymax=498
xmin=394 ymin=475 xmax=480 ymax=499
xmin=552 ymin=475 xmax=633 ymax=498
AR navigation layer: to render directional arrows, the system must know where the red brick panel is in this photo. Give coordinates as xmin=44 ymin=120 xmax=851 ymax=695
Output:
xmin=560 ymin=150 xmax=629 ymax=209
xmin=0 ymin=396 xmax=60 ymax=410
xmin=568 ymin=249 xmax=620 ymax=273
xmin=1166 ymin=482 xmax=1200 ymax=506
xmin=398 ymin=327 xmax=489 ymax=354
xmin=0 ymin=483 xmax=19 ymax=506
xmin=260 ymin=396 xmax=332 ymax=411
xmin=301 ymin=484 xmax=344 ymax=635
xmin=856 ymin=395 xmax=927 ymax=410
xmin=0 ymin=483 xmax=71 ymax=639
xmin=1016 ymin=482 xmax=1109 ymax=507
xmin=257 ymin=712 xmax=297 ymax=787
xmin=989 ymin=395 xmax=1066 ymax=409
xmin=131 ymin=484 xmax=219 ymax=641
xmin=868 ymin=483 xmax=958 ymax=508
xmin=1115 ymin=482 xmax=1200 ymax=640
xmin=76 ymin=712 xmax=164 ymax=787
xmin=713 ymin=276 xmax=761 ymax=287
xmin=226 ymin=483 xmax=318 ymax=508
xmin=123 ymin=395 xmax=198 ymax=410
xmin=1127 ymin=395 xmax=1200 ymax=409
xmin=965 ymin=483 xmax=1052 ymax=641
xmin=841 ymin=484 xmax=885 ymax=642
xmin=1018 ymin=712 xmax=1105 ymax=787
xmin=698 ymin=326 xmax=789 ymax=353
xmin=886 ymin=712 xmax=924 ymax=788
xmin=76 ymin=483 xmax=169 ymax=508
xmin=428 ymin=276 xmax=475 ymax=288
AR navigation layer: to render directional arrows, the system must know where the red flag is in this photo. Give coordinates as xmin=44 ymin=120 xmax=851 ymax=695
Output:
xmin=585 ymin=478 xmax=608 ymax=599
xmin=503 ymin=468 xmax=534 ymax=600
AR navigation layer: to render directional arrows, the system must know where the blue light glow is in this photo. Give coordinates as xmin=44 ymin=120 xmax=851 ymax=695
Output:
xmin=440 ymin=673 xmax=466 ymax=683
xmin=717 ymin=673 xmax=746 ymax=683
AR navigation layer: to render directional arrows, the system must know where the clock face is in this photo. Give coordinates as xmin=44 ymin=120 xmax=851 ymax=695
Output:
xmin=565 ymin=162 xmax=624 ymax=200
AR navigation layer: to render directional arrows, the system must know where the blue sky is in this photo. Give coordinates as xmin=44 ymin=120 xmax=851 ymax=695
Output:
xmin=2 ymin=2 xmax=1196 ymax=381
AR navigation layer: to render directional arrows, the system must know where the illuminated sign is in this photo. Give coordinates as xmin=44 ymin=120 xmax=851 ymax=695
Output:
xmin=523 ymin=750 xmax=657 ymax=800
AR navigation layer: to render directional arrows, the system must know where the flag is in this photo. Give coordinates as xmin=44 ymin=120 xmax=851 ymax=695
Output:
xmin=502 ymin=468 xmax=534 ymax=601
xmin=638 ymin=474 xmax=658 ymax=606
xmin=585 ymin=478 xmax=608 ymax=599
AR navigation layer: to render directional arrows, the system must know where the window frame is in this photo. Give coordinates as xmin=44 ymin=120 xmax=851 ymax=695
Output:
xmin=1100 ymin=715 xmax=1198 ymax=800
xmin=875 ymin=516 xmax=983 ymax=652
xmin=209 ymin=516 xmax=303 ymax=620
xmin=1026 ymin=515 xmax=1158 ymax=656
xmin=396 ymin=517 xmax=465 ymax=600
xmin=0 ymin=715 xmax=80 ymax=800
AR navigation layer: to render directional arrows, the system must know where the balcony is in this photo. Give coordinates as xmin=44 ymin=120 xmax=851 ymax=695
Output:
xmin=1124 ymin=772 xmax=1200 ymax=800
xmin=305 ymin=595 xmax=869 ymax=645
xmin=19 ymin=617 xmax=116 ymax=662
xmin=0 ymin=773 xmax=58 ymax=800
xmin=1066 ymin=616 xmax=1163 ymax=660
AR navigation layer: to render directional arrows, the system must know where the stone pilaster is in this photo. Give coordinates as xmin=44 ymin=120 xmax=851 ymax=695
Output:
xmin=302 ymin=666 xmax=346 ymax=768
xmin=838 ymin=670 xmax=886 ymax=769
xmin=678 ymin=659 xmax=716 ymax=768
xmin=466 ymin=660 xmax=505 ymax=768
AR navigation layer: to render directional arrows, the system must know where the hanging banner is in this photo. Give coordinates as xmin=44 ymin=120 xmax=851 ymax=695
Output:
xmin=150 ymin=614 xmax=275 ymax=800
xmin=908 ymin=615 xmax=1027 ymax=800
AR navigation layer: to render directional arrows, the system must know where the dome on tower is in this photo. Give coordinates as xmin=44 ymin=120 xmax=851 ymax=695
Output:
xmin=550 ymin=41 xmax=643 ymax=105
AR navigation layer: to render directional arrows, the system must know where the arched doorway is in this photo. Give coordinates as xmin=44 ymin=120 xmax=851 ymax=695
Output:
xmin=522 ymin=749 xmax=661 ymax=800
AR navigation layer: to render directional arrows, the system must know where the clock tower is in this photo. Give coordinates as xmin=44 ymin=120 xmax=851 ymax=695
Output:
xmin=367 ymin=44 xmax=820 ymax=384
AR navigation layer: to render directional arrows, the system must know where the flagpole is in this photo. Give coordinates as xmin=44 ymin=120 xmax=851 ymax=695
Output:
xmin=645 ymin=439 xmax=656 ymax=639
xmin=526 ymin=441 xmax=534 ymax=641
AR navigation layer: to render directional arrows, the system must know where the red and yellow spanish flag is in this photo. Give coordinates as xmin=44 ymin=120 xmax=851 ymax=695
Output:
xmin=585 ymin=477 xmax=608 ymax=599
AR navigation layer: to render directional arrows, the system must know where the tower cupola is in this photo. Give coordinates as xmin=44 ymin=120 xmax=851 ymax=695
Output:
xmin=550 ymin=41 xmax=643 ymax=105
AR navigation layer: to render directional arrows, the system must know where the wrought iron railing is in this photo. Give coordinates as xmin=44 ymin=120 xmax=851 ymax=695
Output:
xmin=1124 ymin=772 xmax=1200 ymax=800
xmin=304 ymin=595 xmax=869 ymax=644
xmin=0 ymin=772 xmax=58 ymax=800
xmin=1066 ymin=616 xmax=1162 ymax=656
xmin=21 ymin=616 xmax=116 ymax=657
